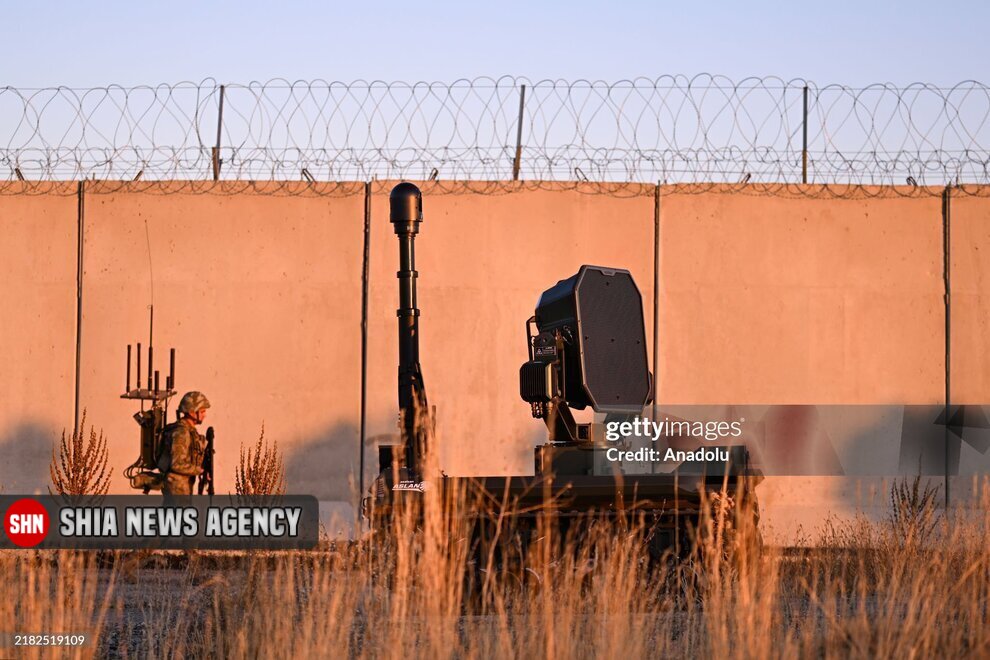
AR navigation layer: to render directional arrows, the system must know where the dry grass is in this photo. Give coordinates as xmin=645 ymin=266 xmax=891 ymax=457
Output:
xmin=10 ymin=414 xmax=990 ymax=657
xmin=889 ymin=474 xmax=941 ymax=546
xmin=235 ymin=424 xmax=286 ymax=497
xmin=49 ymin=409 xmax=111 ymax=499
xmin=0 ymin=550 xmax=116 ymax=660
xmin=5 ymin=486 xmax=990 ymax=658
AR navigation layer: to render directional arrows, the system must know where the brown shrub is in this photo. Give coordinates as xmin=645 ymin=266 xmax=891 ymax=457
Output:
xmin=235 ymin=424 xmax=286 ymax=497
xmin=49 ymin=409 xmax=111 ymax=499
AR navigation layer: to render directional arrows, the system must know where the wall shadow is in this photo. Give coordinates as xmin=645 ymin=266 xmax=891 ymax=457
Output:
xmin=0 ymin=420 xmax=59 ymax=493
xmin=284 ymin=422 xmax=361 ymax=502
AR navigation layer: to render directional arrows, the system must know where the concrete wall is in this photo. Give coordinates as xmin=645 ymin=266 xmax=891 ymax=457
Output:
xmin=658 ymin=191 xmax=944 ymax=404
xmin=2 ymin=182 xmax=990 ymax=542
xmin=366 ymin=182 xmax=656 ymax=478
xmin=951 ymin=195 xmax=990 ymax=404
xmin=951 ymin=195 xmax=990 ymax=498
xmin=76 ymin=182 xmax=365 ymax=500
xmin=0 ymin=184 xmax=78 ymax=493
xmin=368 ymin=183 xmax=654 ymax=475
xmin=656 ymin=190 xmax=988 ymax=542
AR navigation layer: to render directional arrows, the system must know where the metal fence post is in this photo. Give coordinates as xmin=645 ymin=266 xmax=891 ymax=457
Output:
xmin=802 ymin=85 xmax=809 ymax=184
xmin=212 ymin=84 xmax=225 ymax=181
xmin=359 ymin=181 xmax=372 ymax=510
xmin=652 ymin=183 xmax=661 ymax=423
xmin=73 ymin=180 xmax=86 ymax=434
xmin=942 ymin=185 xmax=952 ymax=508
xmin=512 ymin=84 xmax=526 ymax=181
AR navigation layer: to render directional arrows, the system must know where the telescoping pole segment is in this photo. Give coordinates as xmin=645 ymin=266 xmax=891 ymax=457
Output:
xmin=390 ymin=182 xmax=429 ymax=478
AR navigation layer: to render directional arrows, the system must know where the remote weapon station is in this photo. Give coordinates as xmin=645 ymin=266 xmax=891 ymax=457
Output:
xmin=368 ymin=183 xmax=760 ymax=554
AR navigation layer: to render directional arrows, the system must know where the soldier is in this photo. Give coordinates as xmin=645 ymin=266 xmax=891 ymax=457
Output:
xmin=158 ymin=391 xmax=211 ymax=496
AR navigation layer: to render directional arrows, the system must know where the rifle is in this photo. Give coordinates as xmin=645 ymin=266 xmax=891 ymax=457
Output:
xmin=198 ymin=426 xmax=215 ymax=496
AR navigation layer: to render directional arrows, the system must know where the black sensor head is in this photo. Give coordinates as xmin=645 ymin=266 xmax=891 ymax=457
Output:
xmin=533 ymin=265 xmax=652 ymax=412
xmin=390 ymin=182 xmax=423 ymax=234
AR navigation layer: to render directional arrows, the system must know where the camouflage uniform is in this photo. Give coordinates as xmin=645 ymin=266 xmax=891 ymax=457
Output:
xmin=158 ymin=420 xmax=207 ymax=495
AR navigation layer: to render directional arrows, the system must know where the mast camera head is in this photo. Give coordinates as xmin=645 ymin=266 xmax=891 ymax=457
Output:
xmin=390 ymin=181 xmax=423 ymax=235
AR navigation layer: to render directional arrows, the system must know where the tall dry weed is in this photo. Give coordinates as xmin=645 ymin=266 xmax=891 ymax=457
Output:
xmin=49 ymin=409 xmax=111 ymax=499
xmin=235 ymin=424 xmax=286 ymax=497
xmin=889 ymin=474 xmax=941 ymax=546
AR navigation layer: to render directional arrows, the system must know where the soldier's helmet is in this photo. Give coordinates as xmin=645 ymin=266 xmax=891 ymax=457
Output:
xmin=177 ymin=391 xmax=211 ymax=414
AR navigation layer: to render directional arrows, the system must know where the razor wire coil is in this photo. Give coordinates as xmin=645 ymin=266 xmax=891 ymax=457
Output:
xmin=2 ymin=75 xmax=989 ymax=195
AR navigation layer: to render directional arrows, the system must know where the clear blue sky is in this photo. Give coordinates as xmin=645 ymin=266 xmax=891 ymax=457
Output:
xmin=4 ymin=0 xmax=987 ymax=87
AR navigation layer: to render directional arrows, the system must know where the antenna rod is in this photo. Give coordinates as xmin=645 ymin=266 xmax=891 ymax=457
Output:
xmin=154 ymin=370 xmax=160 ymax=396
xmin=126 ymin=344 xmax=132 ymax=392
xmin=147 ymin=304 xmax=154 ymax=390
xmin=169 ymin=348 xmax=175 ymax=391
xmin=137 ymin=343 xmax=142 ymax=392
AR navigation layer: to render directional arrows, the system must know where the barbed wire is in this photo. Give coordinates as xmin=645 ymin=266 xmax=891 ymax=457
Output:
xmin=1 ymin=75 xmax=988 ymax=195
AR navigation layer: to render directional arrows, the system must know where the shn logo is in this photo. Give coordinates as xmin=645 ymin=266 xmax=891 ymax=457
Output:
xmin=4 ymin=498 xmax=51 ymax=548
